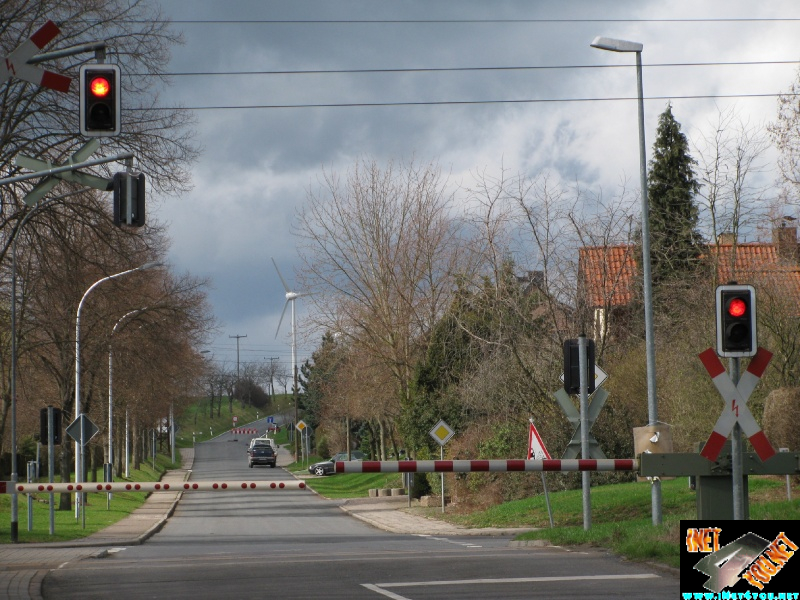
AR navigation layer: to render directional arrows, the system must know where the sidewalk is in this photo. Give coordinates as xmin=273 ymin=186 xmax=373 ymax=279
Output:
xmin=0 ymin=450 xmax=194 ymax=600
xmin=338 ymin=496 xmax=533 ymax=537
xmin=0 ymin=446 xmax=530 ymax=600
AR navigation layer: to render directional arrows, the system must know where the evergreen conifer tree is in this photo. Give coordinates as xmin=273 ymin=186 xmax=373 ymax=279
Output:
xmin=645 ymin=103 xmax=702 ymax=287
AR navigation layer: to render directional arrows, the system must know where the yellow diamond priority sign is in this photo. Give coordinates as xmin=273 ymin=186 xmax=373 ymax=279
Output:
xmin=429 ymin=420 xmax=455 ymax=446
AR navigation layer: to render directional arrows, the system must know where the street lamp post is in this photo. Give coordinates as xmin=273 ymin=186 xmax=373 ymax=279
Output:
xmin=591 ymin=36 xmax=661 ymax=525
xmin=108 ymin=308 xmax=148 ymax=491
xmin=75 ymin=262 xmax=162 ymax=521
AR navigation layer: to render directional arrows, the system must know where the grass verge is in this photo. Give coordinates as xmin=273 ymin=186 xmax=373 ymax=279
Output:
xmin=176 ymin=395 xmax=294 ymax=448
xmin=0 ymin=453 xmax=178 ymax=544
xmin=405 ymin=475 xmax=799 ymax=569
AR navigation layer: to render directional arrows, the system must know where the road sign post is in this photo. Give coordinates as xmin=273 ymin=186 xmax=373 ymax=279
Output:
xmin=296 ymin=420 xmax=307 ymax=465
xmin=698 ymin=347 xmax=775 ymax=462
xmin=429 ymin=420 xmax=454 ymax=513
xmin=528 ymin=419 xmax=555 ymax=528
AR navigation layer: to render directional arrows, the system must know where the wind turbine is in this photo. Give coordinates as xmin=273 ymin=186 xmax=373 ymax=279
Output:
xmin=272 ymin=258 xmax=307 ymax=456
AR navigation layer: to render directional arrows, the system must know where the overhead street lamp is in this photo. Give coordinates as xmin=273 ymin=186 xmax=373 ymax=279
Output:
xmin=591 ymin=36 xmax=660 ymax=525
xmin=75 ymin=261 xmax=163 ymax=521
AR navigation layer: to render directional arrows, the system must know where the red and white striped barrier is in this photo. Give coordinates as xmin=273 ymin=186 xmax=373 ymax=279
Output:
xmin=698 ymin=347 xmax=775 ymax=462
xmin=3 ymin=480 xmax=306 ymax=494
xmin=231 ymin=428 xmax=258 ymax=435
xmin=335 ymin=459 xmax=637 ymax=474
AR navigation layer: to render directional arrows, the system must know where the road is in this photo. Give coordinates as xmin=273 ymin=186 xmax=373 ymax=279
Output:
xmin=42 ymin=433 xmax=679 ymax=599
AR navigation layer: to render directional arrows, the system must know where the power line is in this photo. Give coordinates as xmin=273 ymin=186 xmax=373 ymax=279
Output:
xmin=130 ymin=91 xmax=797 ymax=112
xmin=137 ymin=60 xmax=800 ymax=78
xmin=128 ymin=18 xmax=800 ymax=24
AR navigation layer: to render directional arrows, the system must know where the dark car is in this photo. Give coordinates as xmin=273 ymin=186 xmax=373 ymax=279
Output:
xmin=308 ymin=451 xmax=365 ymax=476
xmin=248 ymin=443 xmax=277 ymax=468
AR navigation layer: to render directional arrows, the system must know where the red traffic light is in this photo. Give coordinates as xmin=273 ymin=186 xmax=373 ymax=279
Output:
xmin=89 ymin=76 xmax=111 ymax=98
xmin=716 ymin=284 xmax=756 ymax=357
xmin=79 ymin=64 xmax=121 ymax=137
xmin=727 ymin=297 xmax=747 ymax=318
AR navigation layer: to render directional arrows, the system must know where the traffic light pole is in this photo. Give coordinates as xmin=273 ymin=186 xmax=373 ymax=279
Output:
xmin=579 ymin=335 xmax=591 ymax=531
xmin=730 ymin=358 xmax=745 ymax=520
xmin=1 ymin=151 xmax=134 ymax=187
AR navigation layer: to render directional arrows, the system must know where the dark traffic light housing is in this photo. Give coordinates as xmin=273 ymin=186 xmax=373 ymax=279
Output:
xmin=113 ymin=172 xmax=146 ymax=227
xmin=39 ymin=406 xmax=62 ymax=445
xmin=716 ymin=284 xmax=756 ymax=357
xmin=79 ymin=64 xmax=121 ymax=136
xmin=563 ymin=337 xmax=596 ymax=395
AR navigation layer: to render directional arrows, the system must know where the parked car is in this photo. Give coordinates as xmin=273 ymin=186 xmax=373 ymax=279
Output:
xmin=248 ymin=443 xmax=277 ymax=468
xmin=307 ymin=451 xmax=366 ymax=476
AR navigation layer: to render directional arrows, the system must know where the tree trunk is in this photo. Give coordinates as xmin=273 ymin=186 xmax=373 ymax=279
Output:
xmin=90 ymin=444 xmax=98 ymax=482
xmin=59 ymin=444 xmax=72 ymax=511
xmin=133 ymin=418 xmax=141 ymax=470
xmin=379 ymin=420 xmax=386 ymax=461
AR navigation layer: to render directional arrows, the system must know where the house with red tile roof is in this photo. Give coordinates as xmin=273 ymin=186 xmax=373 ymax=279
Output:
xmin=579 ymin=224 xmax=800 ymax=341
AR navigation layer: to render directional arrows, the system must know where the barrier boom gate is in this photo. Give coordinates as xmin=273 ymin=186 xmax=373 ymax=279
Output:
xmin=2 ymin=459 xmax=638 ymax=495
xmin=335 ymin=459 xmax=637 ymax=474
xmin=2 ymin=481 xmax=306 ymax=494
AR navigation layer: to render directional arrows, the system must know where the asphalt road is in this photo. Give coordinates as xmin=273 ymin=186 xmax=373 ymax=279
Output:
xmin=41 ymin=434 xmax=679 ymax=599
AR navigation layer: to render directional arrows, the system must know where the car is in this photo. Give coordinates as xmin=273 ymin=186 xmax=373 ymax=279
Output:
xmin=307 ymin=451 xmax=366 ymax=476
xmin=248 ymin=436 xmax=274 ymax=450
xmin=248 ymin=443 xmax=277 ymax=468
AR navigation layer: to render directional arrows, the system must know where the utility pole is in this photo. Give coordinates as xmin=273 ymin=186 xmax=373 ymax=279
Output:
xmin=269 ymin=357 xmax=279 ymax=396
xmin=229 ymin=334 xmax=247 ymax=400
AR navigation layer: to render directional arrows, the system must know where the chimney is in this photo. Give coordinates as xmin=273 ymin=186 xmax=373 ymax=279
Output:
xmin=717 ymin=232 xmax=736 ymax=245
xmin=772 ymin=221 xmax=799 ymax=263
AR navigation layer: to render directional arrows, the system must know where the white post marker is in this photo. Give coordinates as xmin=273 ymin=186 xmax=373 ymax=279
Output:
xmin=698 ymin=347 xmax=775 ymax=462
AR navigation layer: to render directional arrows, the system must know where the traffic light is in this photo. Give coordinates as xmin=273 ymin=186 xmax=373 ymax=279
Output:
xmin=39 ymin=406 xmax=62 ymax=445
xmin=79 ymin=64 xmax=121 ymax=136
xmin=113 ymin=172 xmax=146 ymax=227
xmin=716 ymin=284 xmax=757 ymax=357
xmin=563 ymin=338 xmax=596 ymax=394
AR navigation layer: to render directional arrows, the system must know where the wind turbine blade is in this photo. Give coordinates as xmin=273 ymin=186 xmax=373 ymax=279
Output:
xmin=275 ymin=299 xmax=290 ymax=338
xmin=271 ymin=257 xmax=291 ymax=293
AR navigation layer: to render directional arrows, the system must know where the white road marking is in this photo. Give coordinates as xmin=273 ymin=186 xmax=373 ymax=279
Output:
xmin=361 ymin=583 xmax=413 ymax=600
xmin=362 ymin=573 xmax=661 ymax=597
xmin=417 ymin=534 xmax=482 ymax=548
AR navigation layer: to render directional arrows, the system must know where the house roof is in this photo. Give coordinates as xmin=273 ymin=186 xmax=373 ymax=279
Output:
xmin=580 ymin=239 xmax=800 ymax=308
xmin=578 ymin=245 xmax=638 ymax=307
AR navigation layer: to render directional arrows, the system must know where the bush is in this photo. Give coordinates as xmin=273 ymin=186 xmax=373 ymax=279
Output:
xmin=316 ymin=435 xmax=330 ymax=459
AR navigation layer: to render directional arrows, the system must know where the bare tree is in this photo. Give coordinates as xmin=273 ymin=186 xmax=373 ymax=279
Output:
xmin=694 ymin=106 xmax=772 ymax=270
xmin=771 ymin=66 xmax=800 ymax=204
xmin=295 ymin=159 xmax=471 ymax=428
xmin=1 ymin=0 xmax=200 ymax=467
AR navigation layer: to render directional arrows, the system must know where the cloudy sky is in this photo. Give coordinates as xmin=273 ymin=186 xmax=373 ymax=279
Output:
xmin=147 ymin=0 xmax=800 ymax=375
